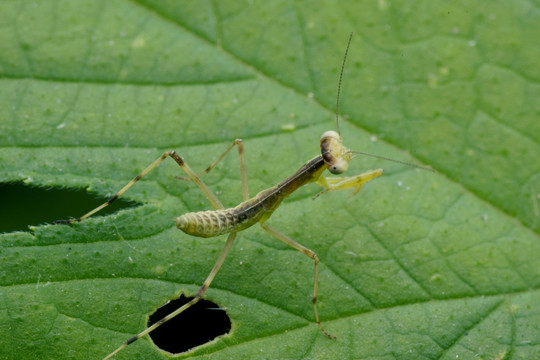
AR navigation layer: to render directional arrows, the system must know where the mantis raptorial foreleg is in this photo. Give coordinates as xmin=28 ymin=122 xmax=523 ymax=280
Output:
xmin=314 ymin=168 xmax=383 ymax=198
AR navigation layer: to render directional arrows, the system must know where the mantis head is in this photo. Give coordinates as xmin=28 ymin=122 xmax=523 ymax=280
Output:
xmin=320 ymin=130 xmax=353 ymax=174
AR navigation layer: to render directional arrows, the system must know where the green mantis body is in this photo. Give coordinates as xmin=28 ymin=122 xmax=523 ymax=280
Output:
xmin=56 ymin=34 xmax=391 ymax=359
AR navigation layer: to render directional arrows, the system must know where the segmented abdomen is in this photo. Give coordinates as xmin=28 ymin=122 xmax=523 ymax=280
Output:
xmin=176 ymin=208 xmax=258 ymax=238
xmin=174 ymin=170 xmax=310 ymax=238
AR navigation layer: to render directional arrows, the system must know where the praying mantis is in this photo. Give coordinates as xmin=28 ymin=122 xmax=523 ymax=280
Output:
xmin=55 ymin=33 xmax=431 ymax=359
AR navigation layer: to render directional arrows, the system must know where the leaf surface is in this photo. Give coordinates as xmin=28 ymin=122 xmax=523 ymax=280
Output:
xmin=1 ymin=1 xmax=539 ymax=359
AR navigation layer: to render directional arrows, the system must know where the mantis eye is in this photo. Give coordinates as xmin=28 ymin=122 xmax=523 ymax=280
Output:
xmin=329 ymin=159 xmax=348 ymax=174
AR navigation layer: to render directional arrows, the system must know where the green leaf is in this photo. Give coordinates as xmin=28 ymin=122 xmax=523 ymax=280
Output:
xmin=1 ymin=1 xmax=539 ymax=359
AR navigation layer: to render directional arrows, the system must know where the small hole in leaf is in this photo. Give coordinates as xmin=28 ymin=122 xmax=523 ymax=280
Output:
xmin=0 ymin=182 xmax=138 ymax=233
xmin=148 ymin=295 xmax=231 ymax=354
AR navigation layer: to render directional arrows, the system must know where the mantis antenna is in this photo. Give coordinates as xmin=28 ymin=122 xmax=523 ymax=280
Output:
xmin=352 ymin=151 xmax=436 ymax=172
xmin=335 ymin=32 xmax=353 ymax=135
xmin=335 ymin=33 xmax=434 ymax=173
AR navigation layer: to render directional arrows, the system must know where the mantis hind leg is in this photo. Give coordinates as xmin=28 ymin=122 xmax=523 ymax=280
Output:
xmin=52 ymin=149 xmax=244 ymax=358
xmin=54 ymin=150 xmax=224 ymax=224
xmin=102 ymin=232 xmax=237 ymax=360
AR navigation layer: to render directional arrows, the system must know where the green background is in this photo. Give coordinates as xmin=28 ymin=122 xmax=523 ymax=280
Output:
xmin=1 ymin=0 xmax=539 ymax=359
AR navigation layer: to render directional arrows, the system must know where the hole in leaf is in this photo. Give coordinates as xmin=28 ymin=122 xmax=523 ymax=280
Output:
xmin=148 ymin=295 xmax=231 ymax=354
xmin=0 ymin=182 xmax=138 ymax=233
